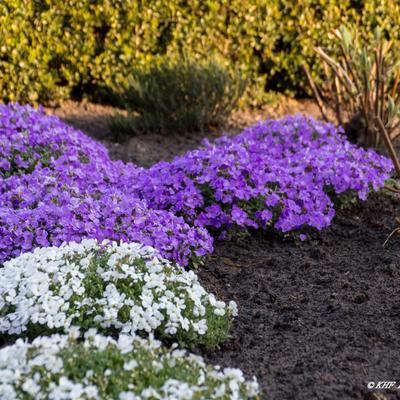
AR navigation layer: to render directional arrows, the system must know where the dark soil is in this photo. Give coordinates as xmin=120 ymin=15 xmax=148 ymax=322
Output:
xmin=46 ymin=98 xmax=323 ymax=167
xmin=45 ymin=101 xmax=219 ymax=167
xmin=199 ymin=194 xmax=400 ymax=400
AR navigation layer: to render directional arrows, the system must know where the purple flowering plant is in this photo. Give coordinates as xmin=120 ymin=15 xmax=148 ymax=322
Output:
xmin=0 ymin=104 xmax=212 ymax=266
xmin=0 ymin=104 xmax=108 ymax=177
xmin=133 ymin=116 xmax=392 ymax=237
xmin=0 ymin=104 xmax=392 ymax=267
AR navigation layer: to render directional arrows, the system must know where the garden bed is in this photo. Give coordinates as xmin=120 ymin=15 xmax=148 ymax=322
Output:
xmin=2 ymin=104 xmax=399 ymax=399
xmin=62 ymin=106 xmax=400 ymax=400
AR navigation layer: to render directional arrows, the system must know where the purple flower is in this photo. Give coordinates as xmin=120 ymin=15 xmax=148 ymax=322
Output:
xmin=231 ymin=205 xmax=249 ymax=226
xmin=0 ymin=105 xmax=393 ymax=265
xmin=131 ymin=115 xmax=392 ymax=236
xmin=0 ymin=104 xmax=213 ymax=266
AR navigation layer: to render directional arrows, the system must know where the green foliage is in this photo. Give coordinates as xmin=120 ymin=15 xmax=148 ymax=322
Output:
xmin=110 ymin=59 xmax=245 ymax=135
xmin=1 ymin=0 xmax=400 ymax=104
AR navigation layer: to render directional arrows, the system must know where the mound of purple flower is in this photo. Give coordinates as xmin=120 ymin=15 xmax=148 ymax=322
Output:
xmin=0 ymin=104 xmax=212 ymax=266
xmin=0 ymin=104 xmax=392 ymax=265
xmin=133 ymin=116 xmax=392 ymax=235
xmin=0 ymin=104 xmax=108 ymax=177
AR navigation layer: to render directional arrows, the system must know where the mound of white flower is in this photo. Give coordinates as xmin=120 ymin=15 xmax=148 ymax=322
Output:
xmin=0 ymin=329 xmax=259 ymax=400
xmin=0 ymin=239 xmax=237 ymax=347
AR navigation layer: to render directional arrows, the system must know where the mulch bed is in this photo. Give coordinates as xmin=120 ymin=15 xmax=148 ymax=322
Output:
xmin=50 ymin=103 xmax=400 ymax=399
xmin=45 ymin=101 xmax=217 ymax=167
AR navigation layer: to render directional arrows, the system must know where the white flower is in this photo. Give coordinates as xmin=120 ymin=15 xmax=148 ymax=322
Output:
xmin=246 ymin=378 xmax=260 ymax=397
xmin=0 ymin=240 xmax=236 ymax=345
xmin=120 ymin=392 xmax=138 ymax=400
xmin=21 ymin=379 xmax=41 ymax=396
xmin=123 ymin=360 xmax=138 ymax=371
xmin=117 ymin=335 xmax=134 ymax=354
xmin=192 ymin=319 xmax=207 ymax=335
xmin=140 ymin=387 xmax=159 ymax=398
xmin=0 ymin=332 xmax=259 ymax=399
xmin=228 ymin=301 xmax=239 ymax=317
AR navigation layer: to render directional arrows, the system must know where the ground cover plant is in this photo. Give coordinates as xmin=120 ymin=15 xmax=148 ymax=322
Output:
xmin=0 ymin=330 xmax=259 ymax=399
xmin=132 ymin=115 xmax=393 ymax=238
xmin=0 ymin=105 xmax=392 ymax=265
xmin=0 ymin=104 xmax=213 ymax=266
xmin=0 ymin=239 xmax=236 ymax=348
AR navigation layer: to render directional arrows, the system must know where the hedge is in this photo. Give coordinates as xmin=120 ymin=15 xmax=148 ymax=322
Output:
xmin=1 ymin=0 xmax=399 ymax=104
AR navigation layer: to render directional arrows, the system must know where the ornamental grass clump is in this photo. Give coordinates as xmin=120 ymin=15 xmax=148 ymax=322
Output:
xmin=304 ymin=27 xmax=400 ymax=149
xmin=0 ymin=331 xmax=259 ymax=400
xmin=0 ymin=104 xmax=213 ymax=266
xmin=0 ymin=240 xmax=236 ymax=348
xmin=133 ymin=115 xmax=392 ymax=237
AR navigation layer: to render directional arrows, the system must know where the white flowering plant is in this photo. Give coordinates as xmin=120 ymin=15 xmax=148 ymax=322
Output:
xmin=0 ymin=330 xmax=260 ymax=400
xmin=0 ymin=240 xmax=237 ymax=348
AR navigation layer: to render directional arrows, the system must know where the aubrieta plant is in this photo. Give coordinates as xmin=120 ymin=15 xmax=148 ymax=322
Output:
xmin=0 ymin=105 xmax=392 ymax=259
xmin=133 ymin=115 xmax=392 ymax=238
xmin=0 ymin=103 xmax=108 ymax=178
xmin=0 ymin=240 xmax=237 ymax=348
xmin=0 ymin=104 xmax=213 ymax=266
xmin=0 ymin=330 xmax=260 ymax=400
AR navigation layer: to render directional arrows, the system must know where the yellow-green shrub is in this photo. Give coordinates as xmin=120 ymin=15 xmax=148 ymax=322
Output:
xmin=1 ymin=0 xmax=399 ymax=105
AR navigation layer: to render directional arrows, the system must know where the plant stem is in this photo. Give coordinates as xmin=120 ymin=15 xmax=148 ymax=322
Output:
xmin=375 ymin=117 xmax=400 ymax=177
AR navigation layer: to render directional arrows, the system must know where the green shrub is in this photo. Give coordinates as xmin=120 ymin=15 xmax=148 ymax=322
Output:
xmin=1 ymin=0 xmax=400 ymax=104
xmin=0 ymin=1 xmax=171 ymax=104
xmin=109 ymin=59 xmax=246 ymax=134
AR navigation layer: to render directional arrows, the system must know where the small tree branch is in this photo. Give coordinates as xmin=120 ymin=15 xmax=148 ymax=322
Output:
xmin=303 ymin=65 xmax=329 ymax=122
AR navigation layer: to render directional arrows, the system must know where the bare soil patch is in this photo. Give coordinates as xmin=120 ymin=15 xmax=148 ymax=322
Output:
xmin=46 ymin=97 xmax=323 ymax=167
xmin=199 ymin=194 xmax=400 ymax=400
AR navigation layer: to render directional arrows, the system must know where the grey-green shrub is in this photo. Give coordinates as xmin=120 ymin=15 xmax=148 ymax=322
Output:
xmin=110 ymin=59 xmax=246 ymax=134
